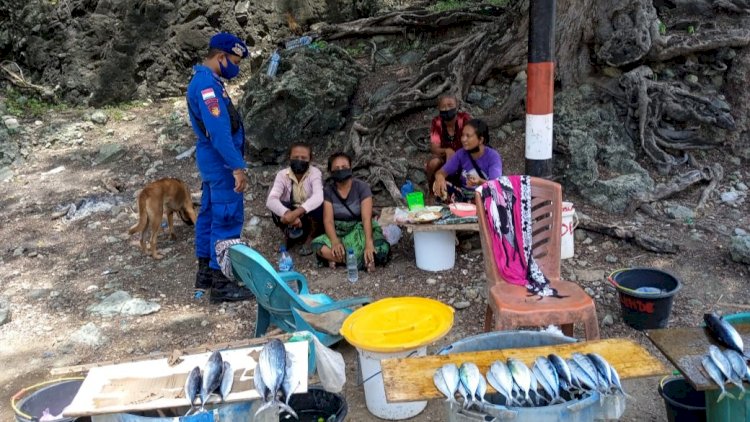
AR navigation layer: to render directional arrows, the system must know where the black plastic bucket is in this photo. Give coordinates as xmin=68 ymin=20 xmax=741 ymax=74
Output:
xmin=281 ymin=386 xmax=348 ymax=422
xmin=610 ymin=268 xmax=682 ymax=330
xmin=13 ymin=379 xmax=85 ymax=422
xmin=659 ymin=377 xmax=706 ymax=422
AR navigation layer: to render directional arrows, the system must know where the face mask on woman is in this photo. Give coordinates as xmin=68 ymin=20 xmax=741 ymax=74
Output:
xmin=290 ymin=159 xmax=310 ymax=174
xmin=440 ymin=108 xmax=457 ymax=121
xmin=331 ymin=168 xmax=353 ymax=182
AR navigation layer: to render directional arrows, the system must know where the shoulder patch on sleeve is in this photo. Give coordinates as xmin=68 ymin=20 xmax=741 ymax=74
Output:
xmin=201 ymin=88 xmax=216 ymax=100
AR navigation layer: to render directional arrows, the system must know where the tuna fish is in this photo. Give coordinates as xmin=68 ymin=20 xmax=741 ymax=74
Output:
xmin=710 ymin=346 xmax=746 ymax=398
xmin=535 ymin=357 xmax=564 ymax=404
xmin=572 ymin=353 xmax=601 ymax=391
xmin=705 ymin=313 xmax=747 ymax=357
xmin=184 ymin=366 xmax=202 ymax=410
xmin=724 ymin=349 xmax=750 ymax=383
xmin=507 ymin=358 xmax=532 ymax=405
xmin=434 ymin=363 xmax=460 ymax=404
xmin=568 ymin=359 xmax=597 ymax=392
xmin=609 ymin=364 xmax=626 ymax=395
xmin=459 ymin=363 xmax=482 ymax=407
xmin=487 ymin=361 xmax=514 ymax=405
xmin=548 ymin=354 xmax=574 ymax=393
xmin=254 ymin=339 xmax=298 ymax=419
xmin=200 ymin=351 xmax=223 ymax=410
xmin=702 ymin=355 xmax=736 ymax=403
xmin=219 ymin=361 xmax=234 ymax=401
xmin=586 ymin=353 xmax=613 ymax=390
xmin=531 ymin=364 xmax=553 ymax=404
xmin=476 ymin=375 xmax=488 ymax=404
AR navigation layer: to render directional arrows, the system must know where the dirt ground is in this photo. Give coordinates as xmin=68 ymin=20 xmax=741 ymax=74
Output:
xmin=1 ymin=71 xmax=749 ymax=421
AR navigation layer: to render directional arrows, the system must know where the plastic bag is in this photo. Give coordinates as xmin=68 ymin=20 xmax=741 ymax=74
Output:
xmin=311 ymin=335 xmax=346 ymax=393
xmin=382 ymin=224 xmax=402 ymax=246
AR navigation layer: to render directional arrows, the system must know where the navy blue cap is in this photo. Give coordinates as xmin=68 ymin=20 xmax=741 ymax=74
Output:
xmin=209 ymin=32 xmax=248 ymax=58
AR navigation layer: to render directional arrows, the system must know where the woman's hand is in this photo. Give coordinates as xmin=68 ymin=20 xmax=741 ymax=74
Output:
xmin=364 ymin=241 xmax=376 ymax=270
xmin=466 ymin=175 xmax=485 ymax=188
xmin=331 ymin=241 xmax=346 ymax=262
xmin=433 ymin=174 xmax=448 ymax=200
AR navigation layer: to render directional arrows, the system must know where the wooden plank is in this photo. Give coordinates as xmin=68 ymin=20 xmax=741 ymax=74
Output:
xmin=51 ymin=333 xmax=291 ymax=376
xmin=379 ymin=206 xmax=479 ymax=232
xmin=63 ymin=341 xmax=307 ymax=417
xmin=646 ymin=324 xmax=750 ymax=391
xmin=380 ymin=338 xmax=668 ymax=403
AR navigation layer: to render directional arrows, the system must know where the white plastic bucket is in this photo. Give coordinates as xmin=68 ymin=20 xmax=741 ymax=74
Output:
xmin=561 ymin=201 xmax=578 ymax=259
xmin=357 ymin=346 xmax=428 ymax=420
xmin=414 ymin=231 xmax=456 ymax=271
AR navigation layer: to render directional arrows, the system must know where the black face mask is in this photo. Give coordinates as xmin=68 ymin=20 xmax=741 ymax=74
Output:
xmin=466 ymin=145 xmax=481 ymax=154
xmin=440 ymin=108 xmax=457 ymax=121
xmin=331 ymin=169 xmax=353 ymax=183
xmin=290 ymin=159 xmax=310 ymax=174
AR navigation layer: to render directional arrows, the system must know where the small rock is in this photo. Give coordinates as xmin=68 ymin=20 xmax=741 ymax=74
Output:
xmin=453 ymin=301 xmax=471 ymax=310
xmin=730 ymin=234 xmax=750 ymax=265
xmin=0 ymin=167 xmax=13 ymax=182
xmin=582 ymin=238 xmax=593 ymax=245
xmin=605 ymin=255 xmax=618 ymax=264
xmin=426 ymin=278 xmax=437 ymax=285
xmin=737 ymin=182 xmax=748 ymax=191
xmin=94 ymin=143 xmax=126 ymax=165
xmin=201 ymin=320 xmax=210 ymax=327
xmin=514 ymin=70 xmax=527 ymax=82
xmin=70 ymin=322 xmax=106 ymax=347
xmin=13 ymin=246 xmax=25 ymax=256
xmin=584 ymin=287 xmax=595 ymax=297
xmin=399 ymin=50 xmax=422 ymax=65
xmin=90 ymin=110 xmax=109 ymax=125
xmin=721 ymin=191 xmax=739 ymax=203
xmin=3 ymin=117 xmax=20 ymax=131
xmin=466 ymin=88 xmax=483 ymax=104
xmin=465 ymin=289 xmax=479 ymax=300
xmin=688 ymin=299 xmax=703 ymax=308
xmin=0 ymin=297 xmax=10 ymax=326
xmin=574 ymin=230 xmax=588 ymax=242
xmin=85 ymin=285 xmax=99 ymax=293
xmin=685 ymin=74 xmax=699 ymax=84
xmin=249 ymin=216 xmax=261 ymax=226
xmin=735 ymin=228 xmax=748 ymax=236
xmin=665 ymin=204 xmax=694 ymax=220
xmin=577 ymin=270 xmax=604 ymax=283
xmin=105 ymin=236 xmax=120 ymax=244
xmin=49 ymin=290 xmax=60 ymax=298
xmin=602 ymin=314 xmax=614 ymax=326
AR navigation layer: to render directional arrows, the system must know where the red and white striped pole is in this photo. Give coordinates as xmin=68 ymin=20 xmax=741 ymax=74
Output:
xmin=525 ymin=0 xmax=555 ymax=178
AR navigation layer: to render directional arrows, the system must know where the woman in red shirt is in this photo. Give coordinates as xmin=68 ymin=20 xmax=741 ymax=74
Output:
xmin=426 ymin=95 xmax=471 ymax=198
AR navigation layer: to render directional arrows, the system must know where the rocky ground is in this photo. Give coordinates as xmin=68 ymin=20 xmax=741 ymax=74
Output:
xmin=1 ymin=46 xmax=750 ymax=422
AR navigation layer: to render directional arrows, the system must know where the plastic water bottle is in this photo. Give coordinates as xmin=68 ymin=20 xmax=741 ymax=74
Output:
xmin=267 ymin=49 xmax=280 ymax=77
xmin=346 ymin=248 xmax=358 ymax=283
xmin=278 ymin=245 xmax=293 ymax=272
xmin=400 ymin=180 xmax=414 ymax=199
xmin=285 ymin=36 xmax=313 ymax=50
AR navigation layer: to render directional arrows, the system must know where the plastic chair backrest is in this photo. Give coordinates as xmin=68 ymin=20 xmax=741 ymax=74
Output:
xmin=228 ymin=245 xmax=301 ymax=330
xmin=475 ymin=176 xmax=562 ymax=283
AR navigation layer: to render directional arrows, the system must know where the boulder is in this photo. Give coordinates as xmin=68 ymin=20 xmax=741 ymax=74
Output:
xmin=0 ymin=0 xmax=378 ymax=106
xmin=730 ymin=234 xmax=750 ymax=264
xmin=240 ymin=47 xmax=361 ymax=163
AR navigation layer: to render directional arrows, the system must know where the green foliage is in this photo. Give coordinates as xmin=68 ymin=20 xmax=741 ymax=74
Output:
xmin=429 ymin=0 xmax=508 ymax=12
xmin=3 ymin=88 xmax=66 ymax=118
xmin=344 ymin=41 xmax=368 ymax=57
xmin=103 ymin=101 xmax=140 ymax=121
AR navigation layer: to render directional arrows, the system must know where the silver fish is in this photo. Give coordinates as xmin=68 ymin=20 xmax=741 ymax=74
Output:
xmin=531 ymin=364 xmax=553 ymax=404
xmin=459 ymin=363 xmax=482 ymax=407
xmin=281 ymin=355 xmax=300 ymax=407
xmin=572 ymin=353 xmax=600 ymax=390
xmin=705 ymin=313 xmax=747 ymax=357
xmin=200 ymin=351 xmax=223 ymax=409
xmin=718 ymin=348 xmax=747 ymax=398
xmin=457 ymin=381 xmax=470 ymax=407
xmin=609 ymin=364 xmax=626 ymax=395
xmin=434 ymin=364 xmax=460 ymax=403
xmin=568 ymin=358 xmax=597 ymax=391
xmin=535 ymin=357 xmax=563 ymax=404
xmin=488 ymin=361 xmax=514 ymax=403
xmin=709 ymin=345 xmax=734 ymax=381
xmin=724 ymin=349 xmax=750 ymax=383
xmin=476 ymin=375 xmax=488 ymax=404
xmin=548 ymin=354 xmax=574 ymax=392
xmin=219 ymin=361 xmax=234 ymax=401
xmin=184 ymin=366 xmax=202 ymax=409
xmin=255 ymin=339 xmax=298 ymax=419
xmin=586 ymin=353 xmax=613 ymax=390
xmin=702 ymin=355 xmax=736 ymax=403
xmin=507 ymin=358 xmax=532 ymax=405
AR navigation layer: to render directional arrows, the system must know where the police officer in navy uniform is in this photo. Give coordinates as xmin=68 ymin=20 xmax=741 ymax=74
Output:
xmin=187 ymin=32 xmax=253 ymax=303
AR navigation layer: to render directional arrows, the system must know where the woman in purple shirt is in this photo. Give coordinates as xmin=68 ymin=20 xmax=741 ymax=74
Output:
xmin=432 ymin=119 xmax=502 ymax=202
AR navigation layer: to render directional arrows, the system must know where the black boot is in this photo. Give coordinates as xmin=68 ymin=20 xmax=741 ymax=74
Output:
xmin=194 ymin=258 xmax=211 ymax=299
xmin=209 ymin=269 xmax=253 ymax=303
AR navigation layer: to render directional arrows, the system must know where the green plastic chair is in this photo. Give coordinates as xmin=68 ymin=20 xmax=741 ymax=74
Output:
xmin=228 ymin=244 xmax=371 ymax=347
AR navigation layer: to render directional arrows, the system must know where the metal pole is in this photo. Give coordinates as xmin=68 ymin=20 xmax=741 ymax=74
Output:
xmin=525 ymin=0 xmax=556 ymax=178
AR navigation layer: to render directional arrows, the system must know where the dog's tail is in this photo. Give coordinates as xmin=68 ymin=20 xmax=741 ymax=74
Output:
xmin=127 ymin=194 xmax=149 ymax=235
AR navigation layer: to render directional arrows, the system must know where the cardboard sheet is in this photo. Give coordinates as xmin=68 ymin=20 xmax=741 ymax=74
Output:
xmin=64 ymin=341 xmax=308 ymax=417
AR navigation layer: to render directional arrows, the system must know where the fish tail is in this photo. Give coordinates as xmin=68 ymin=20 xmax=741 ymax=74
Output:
xmin=254 ymin=400 xmax=274 ymax=417
xmin=278 ymin=402 xmax=298 ymax=419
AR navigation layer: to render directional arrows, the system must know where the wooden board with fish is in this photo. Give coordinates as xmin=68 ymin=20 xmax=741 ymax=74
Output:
xmin=63 ymin=341 xmax=308 ymax=417
xmin=646 ymin=322 xmax=750 ymax=391
xmin=379 ymin=206 xmax=479 ymax=232
xmin=380 ymin=338 xmax=667 ymax=402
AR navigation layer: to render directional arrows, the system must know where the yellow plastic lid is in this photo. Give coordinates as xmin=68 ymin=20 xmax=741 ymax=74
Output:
xmin=340 ymin=297 xmax=454 ymax=353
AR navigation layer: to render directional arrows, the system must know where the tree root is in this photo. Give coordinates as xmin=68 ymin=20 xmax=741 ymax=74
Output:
xmin=578 ymin=218 xmax=679 ymax=254
xmin=0 ymin=61 xmax=59 ymax=99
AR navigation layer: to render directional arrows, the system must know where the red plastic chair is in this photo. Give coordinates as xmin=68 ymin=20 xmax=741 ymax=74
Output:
xmin=475 ymin=177 xmax=600 ymax=340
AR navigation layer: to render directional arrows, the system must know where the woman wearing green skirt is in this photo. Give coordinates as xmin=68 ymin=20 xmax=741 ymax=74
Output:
xmin=312 ymin=152 xmax=390 ymax=271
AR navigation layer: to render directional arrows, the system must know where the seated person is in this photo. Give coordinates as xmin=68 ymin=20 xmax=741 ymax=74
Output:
xmin=433 ymin=119 xmax=502 ymax=202
xmin=426 ymin=94 xmax=472 ymax=197
xmin=312 ymin=152 xmax=390 ymax=271
xmin=266 ymin=142 xmax=324 ymax=255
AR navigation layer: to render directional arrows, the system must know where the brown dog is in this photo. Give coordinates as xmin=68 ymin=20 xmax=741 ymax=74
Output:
xmin=128 ymin=178 xmax=197 ymax=259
